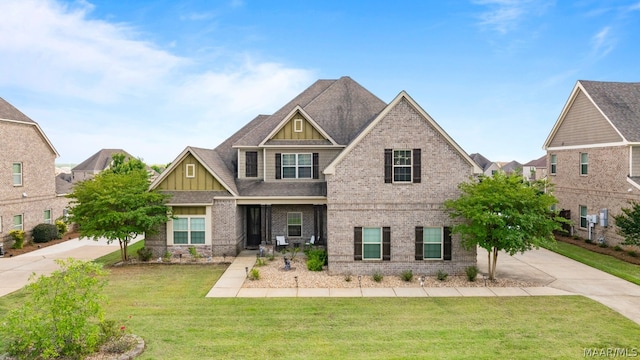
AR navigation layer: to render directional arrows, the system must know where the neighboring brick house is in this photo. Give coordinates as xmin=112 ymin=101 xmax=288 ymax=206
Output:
xmin=543 ymin=80 xmax=640 ymax=245
xmin=147 ymin=77 xmax=482 ymax=275
xmin=470 ymin=153 xmax=522 ymax=177
xmin=0 ymin=97 xmax=68 ymax=247
xmin=522 ymin=155 xmax=547 ymax=182
xmin=72 ymin=149 xmax=136 ymax=182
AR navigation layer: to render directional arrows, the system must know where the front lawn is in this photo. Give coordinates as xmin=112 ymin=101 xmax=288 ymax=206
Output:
xmin=2 ymin=264 xmax=637 ymax=359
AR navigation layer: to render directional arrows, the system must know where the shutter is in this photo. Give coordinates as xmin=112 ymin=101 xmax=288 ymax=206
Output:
xmin=415 ymin=227 xmax=423 ymax=260
xmin=313 ymin=153 xmax=319 ymax=179
xmin=384 ymin=149 xmax=392 ymax=183
xmin=275 ymin=153 xmax=281 ymax=179
xmin=443 ymin=227 xmax=452 ymax=261
xmin=245 ymin=151 xmax=257 ymax=177
xmin=354 ymin=227 xmax=362 ymax=261
xmin=413 ymin=148 xmax=421 ymax=183
xmin=382 ymin=227 xmax=391 ymax=261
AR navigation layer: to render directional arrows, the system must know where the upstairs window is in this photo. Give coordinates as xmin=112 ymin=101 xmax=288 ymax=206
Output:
xmin=245 ymin=151 xmax=258 ymax=177
xmin=185 ymin=164 xmax=196 ymax=178
xmin=12 ymin=163 xmax=22 ymax=186
xmin=580 ymin=153 xmax=588 ymax=175
xmin=275 ymin=153 xmax=318 ymax=179
xmin=550 ymin=154 xmax=557 ymax=175
xmin=293 ymin=118 xmax=303 ymax=132
xmin=384 ymin=149 xmax=421 ymax=183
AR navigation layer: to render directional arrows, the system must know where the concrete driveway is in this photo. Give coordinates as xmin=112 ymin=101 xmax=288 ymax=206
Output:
xmin=0 ymin=237 xmax=140 ymax=297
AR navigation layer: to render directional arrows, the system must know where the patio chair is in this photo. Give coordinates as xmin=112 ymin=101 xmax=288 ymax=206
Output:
xmin=275 ymin=236 xmax=289 ymax=250
xmin=305 ymin=235 xmax=315 ymax=248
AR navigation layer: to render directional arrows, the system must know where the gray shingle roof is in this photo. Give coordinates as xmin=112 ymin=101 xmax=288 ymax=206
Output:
xmin=188 ymin=146 xmax=239 ymax=196
xmin=469 ymin=153 xmax=491 ymax=171
xmin=162 ymin=191 xmax=229 ymax=204
xmin=72 ymin=149 xmax=135 ymax=171
xmin=236 ymin=179 xmax=326 ymax=197
xmin=0 ymin=97 xmax=35 ymax=123
xmin=55 ymin=173 xmax=73 ymax=195
xmin=523 ymin=155 xmax=546 ymax=167
xmin=579 ymin=80 xmax=640 ymax=142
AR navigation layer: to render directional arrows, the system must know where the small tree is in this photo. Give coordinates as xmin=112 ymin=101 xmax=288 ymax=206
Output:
xmin=67 ymin=154 xmax=171 ymax=261
xmin=1 ymin=259 xmax=108 ymax=359
xmin=445 ymin=172 xmax=566 ymax=280
xmin=613 ymin=201 xmax=640 ymax=246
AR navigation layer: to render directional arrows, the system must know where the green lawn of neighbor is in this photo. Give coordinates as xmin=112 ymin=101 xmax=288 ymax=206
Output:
xmin=2 ymin=261 xmax=638 ymax=359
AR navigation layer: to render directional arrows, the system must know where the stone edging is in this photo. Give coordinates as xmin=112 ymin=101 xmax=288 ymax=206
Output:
xmin=114 ymin=334 xmax=145 ymax=360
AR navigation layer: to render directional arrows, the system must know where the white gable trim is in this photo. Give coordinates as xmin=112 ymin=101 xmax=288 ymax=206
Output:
xmin=258 ymin=106 xmax=339 ymax=146
xmin=543 ymin=81 xmax=626 ymax=149
xmin=324 ymin=91 xmax=482 ymax=175
xmin=1 ymin=118 xmax=59 ymax=157
xmin=149 ymin=147 xmax=238 ymax=196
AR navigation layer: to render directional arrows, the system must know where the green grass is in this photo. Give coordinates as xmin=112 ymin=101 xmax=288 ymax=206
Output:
xmin=1 ymin=262 xmax=638 ymax=359
xmin=93 ymin=240 xmax=146 ymax=266
xmin=546 ymin=241 xmax=640 ymax=286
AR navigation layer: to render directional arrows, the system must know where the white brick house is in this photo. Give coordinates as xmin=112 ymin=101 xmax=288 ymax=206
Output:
xmin=146 ymin=77 xmax=482 ymax=275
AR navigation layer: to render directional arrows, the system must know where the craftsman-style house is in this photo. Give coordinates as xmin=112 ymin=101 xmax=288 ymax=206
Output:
xmin=0 ymin=97 xmax=68 ymax=247
xmin=147 ymin=77 xmax=482 ymax=275
xmin=543 ymin=80 xmax=640 ymax=245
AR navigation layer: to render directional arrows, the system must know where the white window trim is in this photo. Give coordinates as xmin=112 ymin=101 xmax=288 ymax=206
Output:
xmin=185 ymin=164 xmax=196 ymax=178
xmin=393 ymin=150 xmax=412 ymax=183
xmin=167 ymin=207 xmax=211 ymax=245
xmin=579 ymin=205 xmax=588 ymax=229
xmin=44 ymin=209 xmax=52 ymax=224
xmin=580 ymin=153 xmax=588 ymax=176
xmin=550 ymin=154 xmax=557 ymax=175
xmin=281 ymin=153 xmax=312 ymax=179
xmin=423 ymin=227 xmax=443 ymax=260
xmin=287 ymin=212 xmax=303 ymax=237
xmin=13 ymin=214 xmax=23 ymax=231
xmin=12 ymin=162 xmax=23 ymax=186
xmin=293 ymin=118 xmax=303 ymax=133
xmin=362 ymin=227 xmax=383 ymax=261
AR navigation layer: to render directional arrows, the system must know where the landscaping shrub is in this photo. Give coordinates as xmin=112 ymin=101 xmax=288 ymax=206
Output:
xmin=306 ymin=249 xmax=327 ymax=272
xmin=437 ymin=269 xmax=448 ymax=281
xmin=400 ymin=270 xmax=413 ymax=282
xmin=344 ymin=273 xmax=352 ymax=282
xmin=32 ymin=223 xmax=60 ymax=243
xmin=9 ymin=229 xmax=24 ymax=249
xmin=372 ymin=271 xmax=383 ymax=282
xmin=249 ymin=268 xmax=260 ymax=280
xmin=137 ymin=247 xmax=153 ymax=262
xmin=465 ymin=265 xmax=479 ymax=282
xmin=0 ymin=259 xmax=108 ymax=359
xmin=628 ymin=250 xmax=638 ymax=258
xmin=614 ymin=245 xmax=623 ymax=251
xmin=55 ymin=218 xmax=68 ymax=237
xmin=307 ymin=257 xmax=324 ymax=271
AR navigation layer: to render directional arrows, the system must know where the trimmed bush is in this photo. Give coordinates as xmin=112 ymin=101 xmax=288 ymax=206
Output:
xmin=465 ymin=265 xmax=479 ymax=282
xmin=400 ymin=270 xmax=413 ymax=282
xmin=137 ymin=247 xmax=153 ymax=262
xmin=372 ymin=271 xmax=383 ymax=282
xmin=32 ymin=223 xmax=60 ymax=243
xmin=9 ymin=229 xmax=24 ymax=249
xmin=307 ymin=258 xmax=324 ymax=271
xmin=55 ymin=219 xmax=68 ymax=237
xmin=306 ymin=249 xmax=327 ymax=272
xmin=437 ymin=269 xmax=448 ymax=281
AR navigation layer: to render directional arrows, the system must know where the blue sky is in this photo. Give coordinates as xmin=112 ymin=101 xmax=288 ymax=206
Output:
xmin=1 ymin=0 xmax=639 ymax=165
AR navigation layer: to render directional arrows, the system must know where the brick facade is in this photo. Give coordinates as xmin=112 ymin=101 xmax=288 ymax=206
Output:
xmin=326 ymin=97 xmax=477 ymax=276
xmin=1 ymin=120 xmax=68 ymax=246
xmin=549 ymin=146 xmax=638 ymax=245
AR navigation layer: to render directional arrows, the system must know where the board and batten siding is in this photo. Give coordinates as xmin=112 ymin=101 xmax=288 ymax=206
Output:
xmin=271 ymin=112 xmax=326 ymax=140
xmin=548 ymin=90 xmax=622 ymax=147
xmin=263 ymin=148 xmax=342 ymax=181
xmin=156 ymin=153 xmax=226 ymax=191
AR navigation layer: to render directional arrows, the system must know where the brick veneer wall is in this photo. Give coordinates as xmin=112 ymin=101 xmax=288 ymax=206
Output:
xmin=0 ymin=121 xmax=68 ymax=245
xmin=212 ymin=198 xmax=240 ymax=256
xmin=549 ymin=146 xmax=640 ymax=245
xmin=326 ymin=97 xmax=477 ymax=276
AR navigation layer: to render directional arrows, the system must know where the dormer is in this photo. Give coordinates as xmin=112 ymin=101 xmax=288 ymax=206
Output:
xmin=261 ymin=106 xmax=337 ymax=147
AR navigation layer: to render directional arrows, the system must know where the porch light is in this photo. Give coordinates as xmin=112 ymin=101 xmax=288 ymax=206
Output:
xmin=223 ymin=253 xmax=227 ymax=263
xmin=358 ymin=275 xmax=362 ymax=288
xmin=482 ymin=274 xmax=487 ymax=287
xmin=419 ymin=276 xmax=425 ymax=287
xmin=295 ymin=276 xmax=298 ymax=288
xmin=245 ymin=266 xmax=249 ymax=277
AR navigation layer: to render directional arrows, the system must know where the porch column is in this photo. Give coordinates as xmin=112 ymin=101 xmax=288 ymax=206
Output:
xmin=265 ymin=205 xmax=272 ymax=244
xmin=314 ymin=205 xmax=325 ymax=245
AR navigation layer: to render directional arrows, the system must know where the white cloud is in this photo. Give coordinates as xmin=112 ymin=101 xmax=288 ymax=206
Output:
xmin=591 ymin=26 xmax=616 ymax=58
xmin=0 ymin=0 xmax=315 ymax=164
xmin=472 ymin=0 xmax=553 ymax=34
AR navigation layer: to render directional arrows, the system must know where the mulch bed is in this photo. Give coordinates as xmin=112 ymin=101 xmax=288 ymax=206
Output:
xmin=555 ymin=234 xmax=640 ymax=265
xmin=2 ymin=231 xmax=80 ymax=257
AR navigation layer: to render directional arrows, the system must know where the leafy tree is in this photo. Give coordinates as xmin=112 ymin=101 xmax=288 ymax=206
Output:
xmin=1 ymin=259 xmax=108 ymax=359
xmin=613 ymin=202 xmax=640 ymax=246
xmin=444 ymin=172 xmax=566 ymax=280
xmin=67 ymin=154 xmax=171 ymax=261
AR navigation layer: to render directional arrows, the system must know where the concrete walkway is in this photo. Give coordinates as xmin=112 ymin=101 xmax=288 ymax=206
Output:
xmin=206 ymin=248 xmax=640 ymax=326
xmin=0 ymin=237 xmax=141 ymax=297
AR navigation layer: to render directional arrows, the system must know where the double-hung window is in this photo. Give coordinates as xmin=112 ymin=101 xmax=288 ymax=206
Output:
xmin=550 ymin=154 xmax=557 ymax=175
xmin=12 ymin=163 xmax=22 ymax=186
xmin=282 ymin=154 xmax=312 ymax=179
xmin=580 ymin=153 xmax=588 ymax=175
xmin=43 ymin=210 xmax=52 ymax=224
xmin=287 ymin=212 xmax=302 ymax=237
xmin=385 ymin=149 xmax=421 ymax=183
xmin=579 ymin=205 xmax=588 ymax=228
xmin=423 ymin=227 xmax=443 ymax=260
xmin=245 ymin=151 xmax=258 ymax=177
xmin=393 ymin=150 xmax=412 ymax=182
xmin=362 ymin=227 xmax=382 ymax=260
xmin=13 ymin=215 xmax=23 ymax=231
xmin=173 ymin=217 xmax=205 ymax=244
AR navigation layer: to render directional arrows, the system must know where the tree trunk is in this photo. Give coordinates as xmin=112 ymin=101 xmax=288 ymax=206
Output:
xmin=491 ymin=247 xmax=499 ymax=280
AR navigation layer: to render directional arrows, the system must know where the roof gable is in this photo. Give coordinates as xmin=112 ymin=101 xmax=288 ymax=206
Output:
xmin=325 ymin=91 xmax=482 ymax=175
xmin=72 ymin=149 xmax=135 ymax=171
xmin=150 ymin=147 xmax=237 ymax=196
xmin=261 ymin=106 xmax=335 ymax=146
xmin=0 ymin=97 xmax=59 ymax=157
